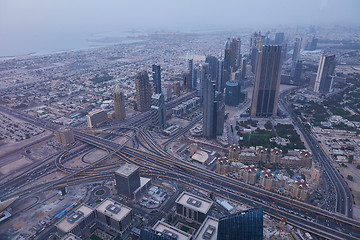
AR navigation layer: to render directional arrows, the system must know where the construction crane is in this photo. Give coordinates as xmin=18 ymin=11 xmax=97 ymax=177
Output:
xmin=270 ymin=201 xmax=288 ymax=238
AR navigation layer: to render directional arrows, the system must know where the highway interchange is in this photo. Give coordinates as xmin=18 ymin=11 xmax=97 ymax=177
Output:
xmin=0 ymin=89 xmax=360 ymax=239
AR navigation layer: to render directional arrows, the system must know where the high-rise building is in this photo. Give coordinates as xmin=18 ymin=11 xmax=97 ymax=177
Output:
xmin=199 ymin=63 xmax=209 ymax=100
xmin=203 ymin=77 xmax=215 ymax=138
xmin=314 ymin=54 xmax=336 ymax=93
xmin=229 ymin=38 xmax=241 ymax=72
xmin=225 ymin=81 xmax=240 ymax=106
xmin=151 ymin=93 xmax=166 ymax=128
xmin=205 ymin=55 xmax=219 ymax=84
xmin=274 ymin=32 xmax=285 ymax=44
xmin=251 ymin=45 xmax=283 ymax=117
xmin=56 ymin=127 xmax=75 ymax=146
xmin=113 ymin=85 xmax=126 ymax=120
xmin=215 ymin=91 xmax=225 ymax=136
xmin=115 ymin=164 xmax=141 ymax=198
xmin=292 ymin=36 xmax=302 ymax=63
xmin=293 ymin=60 xmax=303 ymax=85
xmin=152 ymin=64 xmax=162 ymax=94
xmin=217 ymin=59 xmax=225 ymax=91
xmin=86 ymin=109 xmax=108 ymax=128
xmin=217 ymin=208 xmax=263 ymax=240
xmin=135 ymin=71 xmax=152 ymax=112
xmin=304 ymin=36 xmax=318 ymax=51
xmin=187 ymin=58 xmax=195 ymax=90
xmin=203 ymin=77 xmax=224 ymax=138
xmin=223 ymin=39 xmax=231 ymax=87
xmin=173 ymin=81 xmax=181 ymax=96
xmin=251 ymin=46 xmax=258 ymax=74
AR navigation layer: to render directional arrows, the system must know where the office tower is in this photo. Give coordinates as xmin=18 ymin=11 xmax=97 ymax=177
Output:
xmin=151 ymin=93 xmax=166 ymax=128
xmin=96 ymin=199 xmax=132 ymax=233
xmin=203 ymin=77 xmax=215 ymax=138
xmin=309 ymin=37 xmax=318 ymax=51
xmin=229 ymin=38 xmax=241 ymax=72
xmin=187 ymin=58 xmax=195 ymax=89
xmin=86 ymin=109 xmax=108 ymax=128
xmin=217 ymin=59 xmax=225 ymax=91
xmin=314 ymin=54 xmax=336 ymax=93
xmin=274 ymin=32 xmax=285 ymax=44
xmin=304 ymin=36 xmax=318 ymax=51
xmin=175 ymin=192 xmax=213 ymax=224
xmin=251 ymin=45 xmax=283 ymax=117
xmin=215 ymin=91 xmax=225 ymax=136
xmin=251 ymin=46 xmax=258 ymax=73
xmin=199 ymin=63 xmax=209 ymax=100
xmin=223 ymin=39 xmax=231 ymax=86
xmin=153 ymin=221 xmax=191 ymax=240
xmin=292 ymin=36 xmax=302 ymax=63
xmin=173 ymin=81 xmax=181 ymax=96
xmin=140 ymin=228 xmax=176 ymax=240
xmin=293 ymin=60 xmax=303 ymax=85
xmin=282 ymin=43 xmax=288 ymax=61
xmin=256 ymin=32 xmax=262 ymax=50
xmin=203 ymin=77 xmax=224 ymax=138
xmin=205 ymin=55 xmax=219 ymax=84
xmin=135 ymin=71 xmax=152 ymax=112
xmin=113 ymin=85 xmax=126 ymax=120
xmin=225 ymin=81 xmax=240 ymax=106
xmin=217 ymin=208 xmax=263 ymax=240
xmin=115 ymin=164 xmax=140 ymax=198
xmin=56 ymin=127 xmax=75 ymax=146
xmin=240 ymin=57 xmax=247 ymax=80
xmin=152 ymin=64 xmax=162 ymax=94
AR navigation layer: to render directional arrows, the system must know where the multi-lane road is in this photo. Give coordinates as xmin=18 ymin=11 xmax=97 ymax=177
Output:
xmin=279 ymin=90 xmax=352 ymax=218
xmin=73 ymin=129 xmax=360 ymax=239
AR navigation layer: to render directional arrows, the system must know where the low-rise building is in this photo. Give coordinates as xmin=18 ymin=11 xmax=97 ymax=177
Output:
xmin=193 ymin=216 xmax=219 ymax=240
xmin=175 ymin=192 xmax=213 ymax=224
xmin=153 ymin=221 xmax=191 ymax=240
xmin=96 ymin=199 xmax=132 ymax=234
xmin=56 ymin=204 xmax=95 ymax=237
xmin=86 ymin=109 xmax=108 ymax=128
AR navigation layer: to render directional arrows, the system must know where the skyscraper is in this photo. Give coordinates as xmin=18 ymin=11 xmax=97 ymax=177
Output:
xmin=217 ymin=208 xmax=263 ymax=240
xmin=205 ymin=55 xmax=219 ymax=84
xmin=225 ymin=81 xmax=240 ymax=106
xmin=187 ymin=58 xmax=195 ymax=90
xmin=113 ymin=85 xmax=126 ymax=120
xmin=151 ymin=93 xmax=166 ymax=128
xmin=314 ymin=54 xmax=336 ymax=93
xmin=223 ymin=39 xmax=231 ymax=87
xmin=293 ymin=60 xmax=303 ymax=85
xmin=152 ymin=64 xmax=162 ymax=94
xmin=251 ymin=45 xmax=283 ymax=117
xmin=229 ymin=38 xmax=241 ymax=72
xmin=199 ymin=63 xmax=209 ymax=100
xmin=274 ymin=32 xmax=285 ymax=45
xmin=135 ymin=71 xmax=152 ymax=112
xmin=115 ymin=164 xmax=140 ymax=198
xmin=292 ymin=36 xmax=302 ymax=63
xmin=203 ymin=77 xmax=224 ymax=138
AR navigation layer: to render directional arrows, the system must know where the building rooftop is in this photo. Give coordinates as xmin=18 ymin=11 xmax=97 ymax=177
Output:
xmin=96 ymin=198 xmax=131 ymax=222
xmin=56 ymin=204 xmax=94 ymax=234
xmin=61 ymin=233 xmax=81 ymax=240
xmin=193 ymin=216 xmax=219 ymax=240
xmin=175 ymin=192 xmax=213 ymax=214
xmin=115 ymin=163 xmax=139 ymax=177
xmin=153 ymin=221 xmax=191 ymax=240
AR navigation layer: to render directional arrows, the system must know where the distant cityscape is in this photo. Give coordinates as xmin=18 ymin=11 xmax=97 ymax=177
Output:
xmin=0 ymin=24 xmax=360 ymax=240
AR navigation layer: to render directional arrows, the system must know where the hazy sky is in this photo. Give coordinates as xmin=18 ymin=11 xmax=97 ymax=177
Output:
xmin=0 ymin=0 xmax=359 ymax=56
